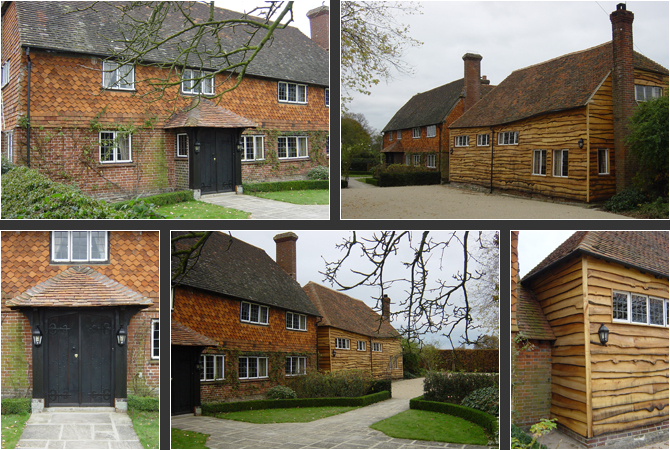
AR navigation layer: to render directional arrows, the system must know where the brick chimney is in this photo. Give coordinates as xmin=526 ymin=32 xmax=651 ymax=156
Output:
xmin=307 ymin=6 xmax=329 ymax=51
xmin=610 ymin=3 xmax=635 ymax=193
xmin=273 ymin=232 xmax=298 ymax=280
xmin=381 ymin=294 xmax=391 ymax=321
xmin=463 ymin=53 xmax=483 ymax=111
xmin=481 ymin=75 xmax=490 ymax=85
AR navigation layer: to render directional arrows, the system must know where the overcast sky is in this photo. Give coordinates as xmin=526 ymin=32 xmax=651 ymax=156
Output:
xmin=347 ymin=1 xmax=670 ymax=132
xmin=225 ymin=230 xmax=498 ymax=349
xmin=215 ymin=1 xmax=325 ymax=37
xmin=517 ymin=230 xmax=576 ymax=278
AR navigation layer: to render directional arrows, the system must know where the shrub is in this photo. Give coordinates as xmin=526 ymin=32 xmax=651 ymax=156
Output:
xmin=423 ymin=371 xmax=498 ymax=404
xmin=511 ymin=423 xmax=547 ymax=449
xmin=127 ymin=395 xmax=159 ymax=412
xmin=461 ymin=386 xmax=499 ymax=416
xmin=242 ymin=179 xmax=328 ymax=193
xmin=307 ymin=165 xmax=329 ymax=180
xmin=410 ymin=396 xmax=497 ymax=435
xmin=341 ymin=180 xmax=348 ymax=188
xmin=364 ymin=178 xmax=378 ymax=186
xmin=377 ymin=171 xmax=441 ymax=187
xmin=351 ymin=157 xmax=377 ymax=171
xmin=113 ymin=190 xmax=193 ymax=209
xmin=1 ymin=156 xmax=17 ymax=174
xmin=285 ymin=369 xmax=373 ymax=398
xmin=1 ymin=398 xmax=31 ymax=415
xmin=266 ymin=385 xmax=297 ymax=400
xmin=603 ymin=188 xmax=649 ymax=212
xmin=367 ymin=379 xmax=392 ymax=395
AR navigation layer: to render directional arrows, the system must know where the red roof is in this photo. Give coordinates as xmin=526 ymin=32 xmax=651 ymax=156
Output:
xmin=171 ymin=320 xmax=218 ymax=346
xmin=517 ymin=285 xmax=556 ymax=341
xmin=164 ymin=98 xmax=258 ymax=129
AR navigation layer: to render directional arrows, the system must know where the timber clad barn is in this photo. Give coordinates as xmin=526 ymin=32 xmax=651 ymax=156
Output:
xmin=511 ymin=231 xmax=669 ymax=447
xmin=0 ymin=1 xmax=329 ymax=199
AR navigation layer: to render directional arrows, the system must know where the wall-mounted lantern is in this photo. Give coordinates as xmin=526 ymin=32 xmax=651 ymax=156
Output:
xmin=32 ymin=326 xmax=43 ymax=347
xmin=117 ymin=325 xmax=127 ymax=346
xmin=237 ymin=138 xmax=245 ymax=153
xmin=332 ymin=349 xmax=336 ymax=358
xmin=578 ymin=138 xmax=584 ymax=149
xmin=450 ymin=147 xmax=454 ymax=155
xmin=598 ymin=324 xmax=609 ymax=345
xmin=194 ymin=141 xmax=201 ymax=153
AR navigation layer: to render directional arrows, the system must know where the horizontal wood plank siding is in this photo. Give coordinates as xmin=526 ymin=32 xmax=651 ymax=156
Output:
xmin=588 ymin=74 xmax=616 ymax=201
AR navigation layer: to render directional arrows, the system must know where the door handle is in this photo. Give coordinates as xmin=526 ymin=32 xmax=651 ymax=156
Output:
xmin=74 ymin=354 xmax=78 ymax=358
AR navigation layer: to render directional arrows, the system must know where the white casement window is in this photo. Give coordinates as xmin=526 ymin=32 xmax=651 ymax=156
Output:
xmin=412 ymin=127 xmax=420 ymax=139
xmin=242 ymin=135 xmax=264 ymax=161
xmin=357 ymin=340 xmax=366 ymax=351
xmin=397 ymin=130 xmax=402 ymax=140
xmin=532 ymin=150 xmax=546 ymax=176
xmin=553 ymin=149 xmax=569 ymax=177
xmin=1 ymin=60 xmax=9 ymax=88
xmin=99 ymin=131 xmax=132 ymax=163
xmin=335 ymin=338 xmax=350 ymax=349
xmin=102 ymin=61 xmax=134 ymax=90
xmin=286 ymin=311 xmax=307 ymax=331
xmin=278 ymin=81 xmax=307 ymax=104
xmin=372 ymin=342 xmax=382 ymax=352
xmin=176 ymin=133 xmax=188 ymax=158
xmin=455 ymin=135 xmax=469 ymax=147
xmin=181 ymin=69 xmax=214 ymax=95
xmin=426 ymin=125 xmax=436 ymax=138
xmin=635 ymin=85 xmax=662 ymax=102
xmin=405 ymin=154 xmax=411 ymax=165
xmin=285 ymin=356 xmax=306 ymax=376
xmin=477 ymin=134 xmax=490 ymax=146
xmin=598 ymin=148 xmax=609 ymax=175
xmin=239 ymin=356 xmax=268 ymax=379
xmin=151 ymin=319 xmax=159 ymax=359
xmin=613 ymin=291 xmax=669 ymax=327
xmin=200 ymin=354 xmax=225 ymax=381
xmin=427 ymin=154 xmax=436 ymax=168
xmin=413 ymin=154 xmax=420 ymax=166
xmin=389 ymin=132 xmax=393 ymax=141
xmin=240 ymin=302 xmax=269 ymax=325
xmin=5 ymin=131 xmax=13 ymax=161
xmin=325 ymin=88 xmax=329 ymax=107
xmin=277 ymin=136 xmax=308 ymax=159
xmin=52 ymin=231 xmax=108 ymax=263
xmin=498 ymin=131 xmax=519 ymax=145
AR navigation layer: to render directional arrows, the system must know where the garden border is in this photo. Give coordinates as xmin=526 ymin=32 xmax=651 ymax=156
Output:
xmin=409 ymin=395 xmax=498 ymax=434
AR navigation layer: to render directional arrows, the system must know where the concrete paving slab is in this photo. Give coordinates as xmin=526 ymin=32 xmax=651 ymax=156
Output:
xmin=63 ymin=440 xmax=109 ymax=449
xmin=60 ymin=424 xmax=93 ymax=440
xmin=199 ymin=192 xmax=329 ymax=220
xmin=18 ymin=424 xmax=62 ymax=440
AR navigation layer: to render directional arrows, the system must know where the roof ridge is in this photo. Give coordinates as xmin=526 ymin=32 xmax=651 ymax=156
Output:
xmin=511 ymin=42 xmax=612 ymax=75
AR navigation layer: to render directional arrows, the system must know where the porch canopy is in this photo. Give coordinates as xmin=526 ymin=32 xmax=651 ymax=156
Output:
xmin=164 ymin=98 xmax=258 ymax=129
xmin=171 ymin=319 xmax=218 ymax=346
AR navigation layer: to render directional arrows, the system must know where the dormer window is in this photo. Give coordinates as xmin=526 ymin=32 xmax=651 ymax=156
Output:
xmin=51 ymin=231 xmax=109 ymax=263
xmin=182 ymin=69 xmax=214 ymax=95
xmin=102 ymin=61 xmax=134 ymax=90
xmin=278 ymin=82 xmax=307 ymax=104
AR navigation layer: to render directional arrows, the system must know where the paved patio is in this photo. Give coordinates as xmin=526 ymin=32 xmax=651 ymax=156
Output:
xmin=199 ymin=192 xmax=329 ymax=220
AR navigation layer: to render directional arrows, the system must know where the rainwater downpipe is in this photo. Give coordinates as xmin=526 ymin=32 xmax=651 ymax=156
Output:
xmin=26 ymin=47 xmax=32 ymax=167
xmin=315 ymin=316 xmax=322 ymax=371
xmin=489 ymin=127 xmax=494 ymax=193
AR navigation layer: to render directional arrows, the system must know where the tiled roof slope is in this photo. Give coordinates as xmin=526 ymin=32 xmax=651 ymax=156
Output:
xmin=303 ymin=282 xmax=400 ymax=338
xmin=164 ymin=98 xmax=258 ymax=128
xmin=517 ymin=285 xmax=556 ymax=341
xmin=451 ymin=42 xmax=669 ymax=128
xmin=171 ymin=319 xmax=218 ymax=346
xmin=523 ymin=231 xmax=669 ymax=282
xmin=171 ymin=231 xmax=320 ymax=317
xmin=14 ymin=1 xmax=329 ymax=86
xmin=6 ymin=266 xmax=153 ymax=307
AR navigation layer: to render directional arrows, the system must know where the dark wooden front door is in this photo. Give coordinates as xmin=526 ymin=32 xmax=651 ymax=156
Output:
xmin=198 ymin=128 xmax=236 ymax=193
xmin=46 ymin=310 xmax=114 ymax=407
xmin=171 ymin=346 xmax=202 ymax=415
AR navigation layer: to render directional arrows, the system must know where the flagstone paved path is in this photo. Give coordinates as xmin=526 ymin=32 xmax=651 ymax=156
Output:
xmin=199 ymin=192 xmax=329 ymax=220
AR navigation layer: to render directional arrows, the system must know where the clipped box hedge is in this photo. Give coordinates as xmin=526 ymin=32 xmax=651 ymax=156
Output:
xmin=410 ymin=396 xmax=497 ymax=434
xmin=424 ymin=371 xmax=498 ymax=404
xmin=243 ymin=180 xmax=328 ymax=193
xmin=202 ymin=390 xmax=390 ymax=415
xmin=113 ymin=190 xmax=193 ymax=209
xmin=1 ymin=398 xmax=31 ymax=415
xmin=377 ymin=171 xmax=441 ymax=187
xmin=127 ymin=395 xmax=159 ymax=412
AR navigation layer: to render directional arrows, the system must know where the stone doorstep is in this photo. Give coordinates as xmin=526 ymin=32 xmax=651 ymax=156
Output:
xmin=199 ymin=192 xmax=237 ymax=199
xmin=42 ymin=406 xmax=116 ymax=413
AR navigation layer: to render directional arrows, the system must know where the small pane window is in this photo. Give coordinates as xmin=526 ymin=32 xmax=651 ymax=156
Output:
xmin=5 ymin=131 xmax=13 ymax=161
xmin=325 ymin=88 xmax=329 ymax=107
xmin=278 ymin=137 xmax=308 ymax=159
xmin=427 ymin=154 xmax=436 ymax=168
xmin=102 ymin=61 xmax=135 ymax=90
xmin=598 ymin=148 xmax=609 ymax=175
xmin=426 ymin=125 xmax=436 ymax=138
xmin=413 ymin=154 xmax=420 ymax=166
xmin=1 ymin=60 xmax=9 ymax=88
xmin=357 ymin=340 xmax=366 ymax=351
xmin=631 ymin=294 xmax=648 ymax=324
xmin=242 ymin=135 xmax=265 ymax=161
xmin=240 ymin=302 xmax=268 ymax=325
xmin=239 ymin=356 xmax=268 ymax=379
xmin=151 ymin=319 xmax=159 ymax=359
xmin=278 ymin=82 xmax=307 ymax=104
xmin=635 ymin=84 xmax=663 ymax=101
xmin=51 ymin=231 xmax=109 ymax=263
xmin=286 ymin=356 xmax=306 ymax=376
xmin=498 ymin=131 xmax=519 ymax=145
xmin=553 ymin=149 xmax=568 ymax=177
xmin=99 ymin=131 xmax=132 ymax=163
xmin=397 ymin=130 xmax=401 ymax=140
xmin=613 ymin=292 xmax=628 ymax=321
xmin=412 ymin=127 xmax=420 ymax=139
xmin=455 ymin=135 xmax=469 ymax=147
xmin=181 ymin=69 xmax=214 ymax=95
xmin=649 ymin=297 xmax=664 ymax=326
xmin=532 ymin=150 xmax=546 ymax=175
xmin=176 ymin=134 xmax=188 ymax=158
xmin=477 ymin=134 xmax=490 ymax=146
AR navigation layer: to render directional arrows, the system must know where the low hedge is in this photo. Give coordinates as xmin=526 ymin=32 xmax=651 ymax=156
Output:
xmin=113 ymin=190 xmax=193 ymax=209
xmin=341 ymin=180 xmax=349 ymax=188
xmin=1 ymin=398 xmax=31 ymax=415
xmin=364 ymin=178 xmax=379 ymax=186
xmin=410 ymin=396 xmax=497 ymax=434
xmin=202 ymin=390 xmax=390 ymax=415
xmin=127 ymin=395 xmax=159 ymax=412
xmin=243 ymin=179 xmax=329 ymax=193
xmin=377 ymin=171 xmax=441 ymax=187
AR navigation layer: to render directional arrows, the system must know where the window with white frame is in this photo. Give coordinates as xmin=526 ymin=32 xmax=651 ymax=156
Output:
xmin=200 ymin=354 xmax=225 ymax=381
xmin=598 ymin=148 xmax=609 ymax=175
xmin=635 ymin=85 xmax=662 ymax=102
xmin=397 ymin=130 xmax=402 ymax=140
xmin=477 ymin=134 xmax=490 ymax=146
xmin=176 ymin=133 xmax=188 ymax=158
xmin=532 ymin=150 xmax=546 ymax=175
xmin=553 ymin=149 xmax=568 ymax=177
xmin=5 ymin=131 xmax=13 ymax=161
xmin=427 ymin=125 xmax=436 ymax=138
xmin=102 ymin=61 xmax=134 ymax=90
xmin=405 ymin=154 xmax=411 ymax=165
xmin=151 ymin=319 xmax=159 ymax=359
xmin=357 ymin=340 xmax=366 ymax=351
xmin=99 ymin=131 xmax=132 ymax=163
xmin=613 ymin=291 xmax=669 ymax=327
xmin=278 ymin=81 xmax=307 ymax=103
xmin=498 ymin=131 xmax=518 ymax=145
xmin=413 ymin=154 xmax=420 ymax=166
xmin=1 ymin=60 xmax=9 ymax=88
xmin=242 ymin=135 xmax=264 ymax=161
xmin=412 ymin=127 xmax=420 ymax=139
xmin=286 ymin=311 xmax=307 ymax=331
xmin=427 ymin=154 xmax=436 ymax=168
xmin=277 ymin=136 xmax=308 ymax=159
xmin=285 ymin=356 xmax=306 ymax=376
xmin=240 ymin=302 xmax=269 ymax=325
xmin=335 ymin=338 xmax=350 ymax=349
xmin=52 ymin=231 xmax=108 ymax=263
xmin=181 ymin=69 xmax=214 ymax=95
xmin=455 ymin=135 xmax=469 ymax=147
xmin=239 ymin=356 xmax=268 ymax=379
xmin=389 ymin=132 xmax=393 ymax=141
xmin=372 ymin=342 xmax=382 ymax=352
xmin=325 ymin=88 xmax=329 ymax=107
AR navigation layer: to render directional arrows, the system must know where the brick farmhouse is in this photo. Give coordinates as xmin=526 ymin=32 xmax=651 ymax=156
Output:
xmin=1 ymin=231 xmax=159 ymax=412
xmin=0 ymin=2 xmax=329 ymax=199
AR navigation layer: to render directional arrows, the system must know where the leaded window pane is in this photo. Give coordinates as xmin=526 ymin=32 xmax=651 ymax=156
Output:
xmin=54 ymin=231 xmax=69 ymax=260
xmin=650 ymin=297 xmax=664 ymax=325
xmin=215 ymin=355 xmax=224 ymax=379
xmin=250 ymin=304 xmax=259 ymax=322
xmin=260 ymin=306 xmax=268 ymax=324
xmin=90 ymin=231 xmax=106 ymax=260
xmin=288 ymin=84 xmax=297 ymax=102
xmin=248 ymin=357 xmax=258 ymax=378
xmin=241 ymin=303 xmax=250 ymax=321
xmin=631 ymin=294 xmax=647 ymax=323
xmin=300 ymin=315 xmax=306 ymax=330
xmin=613 ymin=292 xmax=628 ymax=320
xmin=297 ymin=85 xmax=306 ymax=102
xmin=71 ymin=231 xmax=88 ymax=260
xmin=278 ymin=138 xmax=287 ymax=158
xmin=259 ymin=358 xmax=267 ymax=377
xmin=239 ymin=357 xmax=247 ymax=378
xmin=255 ymin=136 xmax=263 ymax=159
xmin=278 ymin=82 xmax=287 ymax=101
xmin=288 ymin=137 xmax=297 ymax=158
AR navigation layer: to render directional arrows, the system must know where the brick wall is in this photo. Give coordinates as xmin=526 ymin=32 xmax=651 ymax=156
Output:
xmin=0 ymin=311 xmax=33 ymax=398
xmin=1 ymin=2 xmax=22 ymax=137
xmin=513 ymin=338 xmax=553 ymax=426
xmin=127 ymin=310 xmax=160 ymax=396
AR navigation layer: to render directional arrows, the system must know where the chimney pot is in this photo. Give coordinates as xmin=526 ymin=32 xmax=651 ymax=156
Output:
xmin=274 ymin=232 xmax=298 ymax=280
xmin=306 ymin=6 xmax=329 ymax=51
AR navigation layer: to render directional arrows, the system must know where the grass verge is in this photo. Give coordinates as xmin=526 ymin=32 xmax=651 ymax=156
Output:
xmin=251 ymin=189 xmax=329 ymax=205
xmin=157 ymin=200 xmax=249 ymax=219
xmin=213 ymin=406 xmax=358 ymax=424
xmin=129 ymin=411 xmax=159 ymax=449
xmin=171 ymin=428 xmax=209 ymax=449
xmin=1 ymin=413 xmax=30 ymax=449
xmin=370 ymin=409 xmax=488 ymax=445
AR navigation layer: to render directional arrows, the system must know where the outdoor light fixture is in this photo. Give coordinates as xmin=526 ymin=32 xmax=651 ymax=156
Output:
xmin=450 ymin=147 xmax=454 ymax=155
xmin=32 ymin=326 xmax=43 ymax=347
xmin=237 ymin=138 xmax=245 ymax=153
xmin=332 ymin=349 xmax=336 ymax=358
xmin=194 ymin=141 xmax=201 ymax=153
xmin=117 ymin=325 xmax=127 ymax=346
xmin=598 ymin=324 xmax=609 ymax=345
xmin=578 ymin=138 xmax=584 ymax=149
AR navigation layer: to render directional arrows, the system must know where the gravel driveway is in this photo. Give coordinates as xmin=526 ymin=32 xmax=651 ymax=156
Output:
xmin=341 ymin=184 xmax=627 ymax=219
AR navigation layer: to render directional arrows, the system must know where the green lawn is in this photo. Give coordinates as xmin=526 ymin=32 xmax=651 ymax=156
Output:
xmin=370 ymin=409 xmax=489 ymax=445
xmin=250 ymin=189 xmax=329 ymax=205
xmin=213 ymin=406 xmax=358 ymax=424
xmin=129 ymin=411 xmax=158 ymax=449
xmin=171 ymin=428 xmax=209 ymax=449
xmin=157 ymin=200 xmax=249 ymax=219
xmin=1 ymin=413 xmax=30 ymax=449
